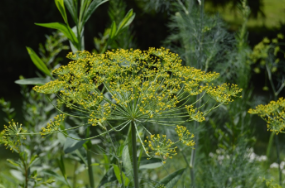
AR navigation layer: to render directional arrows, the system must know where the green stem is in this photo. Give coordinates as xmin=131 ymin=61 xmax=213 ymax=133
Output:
xmin=86 ymin=127 xmax=95 ymax=188
xmin=131 ymin=122 xmax=139 ymax=188
xmin=189 ymin=120 xmax=198 ymax=188
xmin=87 ymin=149 xmax=94 ymax=188
xmin=275 ymin=135 xmax=282 ymax=186
xmin=73 ymin=161 xmax=78 ymax=188
xmin=266 ymin=132 xmax=275 ymax=160
xmin=189 ymin=91 xmax=203 ymax=187
xmin=271 ymin=94 xmax=282 ymax=186
xmin=24 ymin=163 xmax=28 ymax=188
xmin=276 ymin=83 xmax=285 ymax=96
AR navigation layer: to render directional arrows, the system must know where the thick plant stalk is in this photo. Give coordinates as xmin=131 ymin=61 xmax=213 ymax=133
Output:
xmin=131 ymin=122 xmax=139 ymax=188
xmin=86 ymin=127 xmax=95 ymax=188
xmin=24 ymin=163 xmax=28 ymax=188
xmin=275 ymin=133 xmax=282 ymax=185
xmin=267 ymin=80 xmax=282 ymax=186
xmin=87 ymin=149 xmax=94 ymax=188
xmin=73 ymin=161 xmax=78 ymax=188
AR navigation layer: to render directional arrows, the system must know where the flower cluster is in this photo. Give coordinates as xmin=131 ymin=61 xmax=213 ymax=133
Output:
xmin=144 ymin=134 xmax=177 ymax=164
xmin=175 ymin=125 xmax=195 ymax=147
xmin=263 ymin=178 xmax=282 ymax=188
xmin=0 ymin=121 xmax=26 ymax=152
xmin=185 ymin=105 xmax=205 ymax=122
xmin=41 ymin=114 xmax=66 ymax=136
xmin=88 ymin=103 xmax=112 ymax=128
xmin=207 ymin=83 xmax=242 ymax=104
xmin=248 ymin=97 xmax=285 ymax=134
xmin=34 ymin=48 xmax=241 ymax=132
xmin=251 ymin=33 xmax=284 ymax=75
xmin=32 ymin=48 xmax=241 ymax=164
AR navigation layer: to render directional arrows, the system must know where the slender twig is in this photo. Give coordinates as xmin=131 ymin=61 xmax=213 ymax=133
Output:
xmin=134 ymin=122 xmax=150 ymax=157
xmin=266 ymin=64 xmax=277 ymax=95
xmin=131 ymin=121 xmax=139 ymax=188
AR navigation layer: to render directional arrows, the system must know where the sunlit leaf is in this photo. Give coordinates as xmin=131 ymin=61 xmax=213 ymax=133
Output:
xmin=110 ymin=21 xmax=117 ymax=39
xmin=113 ymin=164 xmax=122 ymax=184
xmin=55 ymin=0 xmax=68 ymax=24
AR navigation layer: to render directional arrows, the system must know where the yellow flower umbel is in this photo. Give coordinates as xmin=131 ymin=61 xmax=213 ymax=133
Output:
xmin=207 ymin=83 xmax=242 ymax=104
xmin=41 ymin=114 xmax=66 ymax=136
xmin=34 ymin=48 xmax=241 ymax=131
xmin=0 ymin=120 xmax=27 ymax=152
xmin=248 ymin=97 xmax=285 ymax=134
xmin=185 ymin=105 xmax=205 ymax=122
xmin=144 ymin=134 xmax=177 ymax=164
xmin=33 ymin=48 xmax=241 ymax=163
xmin=175 ymin=125 xmax=195 ymax=147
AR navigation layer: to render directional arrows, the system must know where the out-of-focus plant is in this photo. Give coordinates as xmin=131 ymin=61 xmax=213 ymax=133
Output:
xmin=143 ymin=0 xmax=260 ymax=187
xmin=196 ymin=146 xmax=265 ymax=188
xmin=162 ymin=1 xmax=237 ymax=185
xmin=0 ymin=98 xmax=16 ymax=124
xmin=262 ymin=178 xmax=283 ymax=188
xmin=249 ymin=97 xmax=285 ymax=135
xmin=0 ymin=30 xmax=69 ymax=187
xmin=249 ymin=33 xmax=285 ymax=186
xmin=204 ymin=0 xmax=253 ymax=156
xmin=93 ymin=0 xmax=136 ymax=53
xmin=36 ymin=0 xmax=108 ymax=52
xmin=249 ymin=97 xmax=285 ymax=186
xmin=251 ymin=33 xmax=285 ymax=95
xmin=0 ymin=120 xmax=56 ymax=187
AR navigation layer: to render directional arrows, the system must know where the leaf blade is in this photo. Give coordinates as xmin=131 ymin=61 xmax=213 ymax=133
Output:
xmin=98 ymin=167 xmax=117 ymax=186
xmin=55 ymin=0 xmax=68 ymax=24
xmin=26 ymin=47 xmax=51 ymax=76
xmin=14 ymin=78 xmax=49 ymax=85
xmin=35 ymin=22 xmax=78 ymax=48
xmin=82 ymin=0 xmax=109 ymax=26
xmin=139 ymin=157 xmax=163 ymax=169
xmin=113 ymin=164 xmax=122 ymax=184
xmin=155 ymin=168 xmax=186 ymax=188
xmin=116 ymin=9 xmax=135 ymax=35
xmin=122 ymin=146 xmax=133 ymax=183
xmin=63 ymin=137 xmax=86 ymax=154
xmin=110 ymin=21 xmax=117 ymax=39
xmin=64 ymin=0 xmax=78 ymax=24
